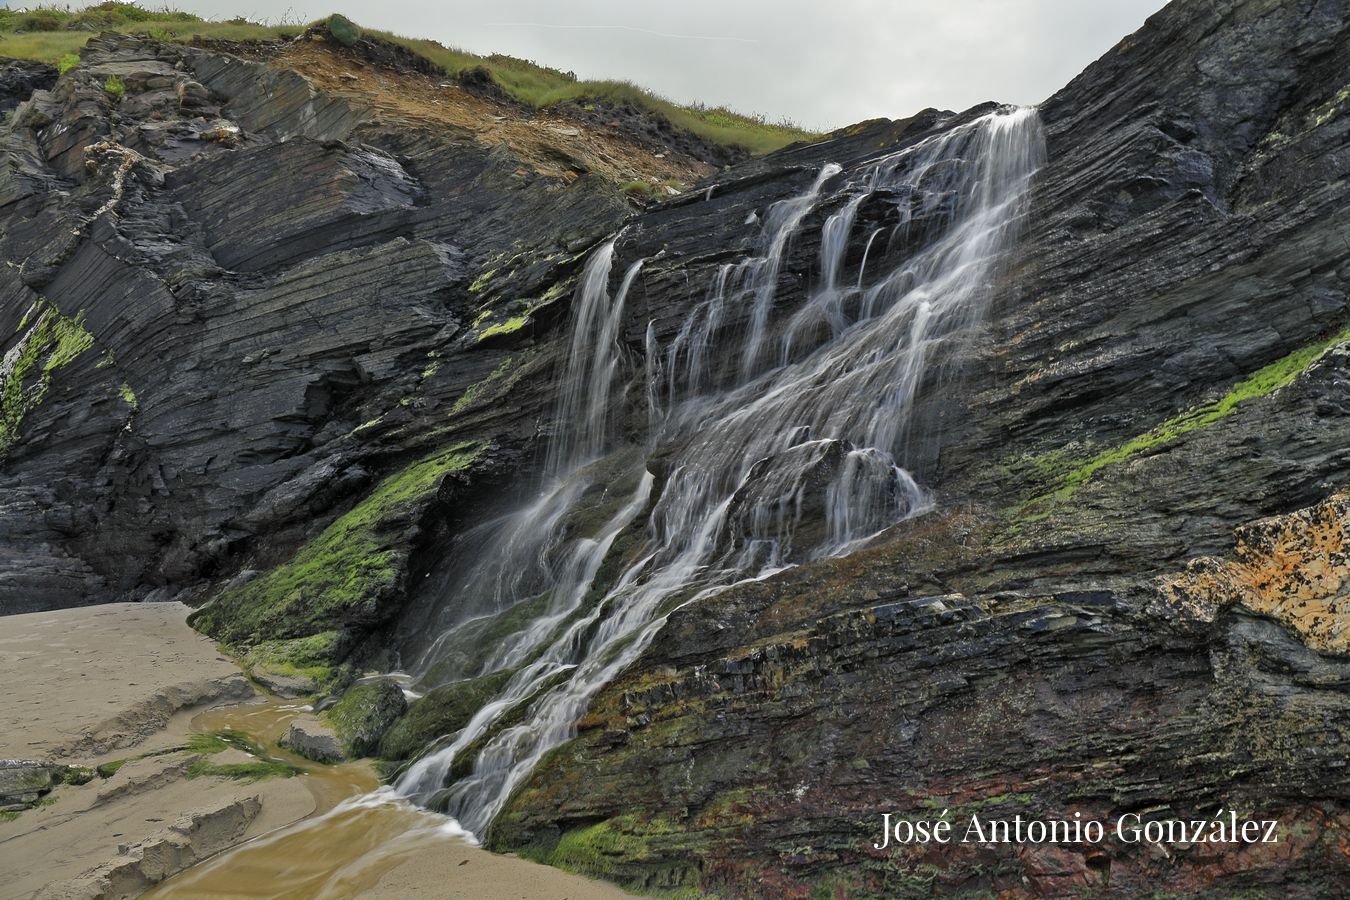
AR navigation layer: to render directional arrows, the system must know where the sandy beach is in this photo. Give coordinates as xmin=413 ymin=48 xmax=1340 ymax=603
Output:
xmin=0 ymin=603 xmax=630 ymax=899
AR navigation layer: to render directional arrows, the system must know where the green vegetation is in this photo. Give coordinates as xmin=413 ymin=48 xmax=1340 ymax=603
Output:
xmin=380 ymin=34 xmax=817 ymax=153
xmin=102 ymin=74 xmax=125 ymax=99
xmin=512 ymin=814 xmax=691 ymax=890
xmin=60 ymin=765 xmax=95 ymax=785
xmin=187 ymin=728 xmax=272 ymax=756
xmin=184 ymin=728 xmax=299 ymax=781
xmin=1019 ymin=325 xmax=1350 ymax=517
xmin=476 ymin=314 xmax=530 ymax=342
xmin=1 ymin=300 xmax=96 ymax=459
xmin=56 ymin=52 xmax=79 ymax=74
xmin=241 ymin=631 xmax=343 ymax=688
xmin=186 ymin=757 xmax=297 ymax=782
xmin=117 ymin=382 xmax=137 ymax=409
xmin=0 ymin=2 xmax=292 ymax=62
xmin=0 ymin=3 xmax=817 ymax=155
xmin=620 ymin=179 xmax=659 ymax=203
xmin=189 ymin=442 xmax=481 ymax=646
xmin=95 ymin=759 xmax=127 ymax=778
xmin=186 ymin=732 xmax=231 ymax=754
xmin=379 ymin=669 xmax=513 ymax=760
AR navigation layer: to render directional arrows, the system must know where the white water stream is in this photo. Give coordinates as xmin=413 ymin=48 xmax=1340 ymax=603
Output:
xmin=397 ymin=107 xmax=1044 ymax=836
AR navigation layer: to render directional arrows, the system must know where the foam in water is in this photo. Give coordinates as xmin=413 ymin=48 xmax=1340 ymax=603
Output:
xmin=397 ymin=107 xmax=1044 ymax=835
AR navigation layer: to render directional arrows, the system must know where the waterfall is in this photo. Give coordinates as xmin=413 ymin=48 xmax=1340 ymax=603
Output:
xmin=397 ymin=107 xmax=1044 ymax=836
xmin=404 ymin=243 xmax=647 ymax=685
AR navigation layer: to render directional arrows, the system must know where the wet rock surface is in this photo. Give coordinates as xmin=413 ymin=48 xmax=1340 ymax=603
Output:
xmin=278 ymin=722 xmax=344 ymax=764
xmin=325 ymin=678 xmax=408 ymax=758
xmin=0 ymin=0 xmax=1348 ymax=896
xmin=486 ymin=0 xmax=1350 ymax=895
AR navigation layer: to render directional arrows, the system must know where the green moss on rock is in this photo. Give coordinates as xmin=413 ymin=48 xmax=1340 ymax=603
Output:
xmin=379 ymin=669 xmax=514 ymax=760
xmin=326 ymin=679 xmax=407 ymax=757
xmin=241 ymin=631 xmax=344 ymax=692
xmin=450 ymin=356 xmax=517 ymax=416
xmin=186 ymin=758 xmax=297 ymax=782
xmin=190 ymin=442 xmax=481 ymax=648
xmin=476 ymin=314 xmax=530 ymax=343
xmin=326 ymin=14 xmax=362 ymax=47
xmin=1 ymin=300 xmax=96 ymax=458
xmin=1019 ymin=327 xmax=1350 ymax=517
xmin=94 ymin=759 xmax=127 ymax=778
xmin=502 ymin=813 xmax=696 ymax=893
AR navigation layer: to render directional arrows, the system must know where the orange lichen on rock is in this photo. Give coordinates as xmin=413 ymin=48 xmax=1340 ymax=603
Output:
xmin=1156 ymin=491 xmax=1349 ymax=653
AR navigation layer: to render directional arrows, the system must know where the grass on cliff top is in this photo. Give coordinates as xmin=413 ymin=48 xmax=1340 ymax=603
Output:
xmin=377 ymin=29 xmax=818 ymax=154
xmin=0 ymin=3 xmax=817 ymax=155
xmin=0 ymin=3 xmax=292 ymax=60
xmin=190 ymin=442 xmax=481 ymax=647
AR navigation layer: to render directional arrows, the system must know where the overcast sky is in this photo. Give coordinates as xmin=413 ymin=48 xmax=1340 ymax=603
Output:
xmin=72 ymin=1 xmax=1167 ymax=129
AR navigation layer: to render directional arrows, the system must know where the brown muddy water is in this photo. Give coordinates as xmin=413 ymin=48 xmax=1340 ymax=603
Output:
xmin=142 ymin=697 xmax=476 ymax=899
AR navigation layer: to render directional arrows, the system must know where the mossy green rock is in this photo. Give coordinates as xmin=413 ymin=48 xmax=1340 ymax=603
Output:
xmin=326 ymin=678 xmax=408 ymax=758
xmin=325 ymin=14 xmax=361 ymax=47
xmin=190 ymin=443 xmax=481 ymax=651
xmin=0 ymin=761 xmax=58 ymax=810
xmin=379 ymin=670 xmax=513 ymax=760
xmin=243 ymin=632 xmax=346 ymax=697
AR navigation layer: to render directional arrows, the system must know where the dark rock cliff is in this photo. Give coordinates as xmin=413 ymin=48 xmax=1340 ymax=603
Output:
xmin=0 ymin=30 xmax=642 ymax=620
xmin=1 ymin=0 xmax=1348 ymax=896
xmin=486 ymin=0 xmax=1350 ymax=896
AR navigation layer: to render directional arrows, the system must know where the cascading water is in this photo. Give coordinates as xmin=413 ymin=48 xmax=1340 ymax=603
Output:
xmin=397 ymin=106 xmax=1044 ymax=836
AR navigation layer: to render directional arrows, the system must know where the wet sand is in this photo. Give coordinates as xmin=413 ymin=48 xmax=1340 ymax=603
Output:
xmin=0 ymin=602 xmax=631 ymax=899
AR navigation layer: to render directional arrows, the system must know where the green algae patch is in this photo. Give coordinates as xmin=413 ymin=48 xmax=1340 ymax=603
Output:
xmin=241 ymin=632 xmax=343 ymax=689
xmin=1 ymin=300 xmax=96 ymax=458
xmin=450 ymin=356 xmax=519 ymax=416
xmin=186 ymin=728 xmax=266 ymax=756
xmin=190 ymin=442 xmax=482 ymax=647
xmin=475 ymin=314 xmax=531 ymax=344
xmin=1017 ymin=327 xmax=1350 ymax=518
xmin=468 ymin=267 xmax=500 ymax=295
xmin=186 ymin=757 xmax=297 ymax=782
xmin=94 ymin=759 xmax=128 ymax=779
xmin=379 ymin=669 xmax=514 ymax=760
xmin=185 ymin=730 xmax=299 ymax=781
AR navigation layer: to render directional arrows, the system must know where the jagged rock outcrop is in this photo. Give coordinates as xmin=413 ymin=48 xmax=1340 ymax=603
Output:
xmin=1 ymin=0 xmax=1348 ymax=896
xmin=0 ymin=28 xmax=665 ymax=645
xmin=0 ymin=60 xmax=55 ymax=115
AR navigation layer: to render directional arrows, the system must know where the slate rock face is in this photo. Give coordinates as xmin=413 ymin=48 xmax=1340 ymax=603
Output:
xmin=1 ymin=1 xmax=1349 ymax=895
xmin=0 ymin=31 xmax=631 ymax=626
xmin=0 ymin=59 xmax=56 ymax=115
